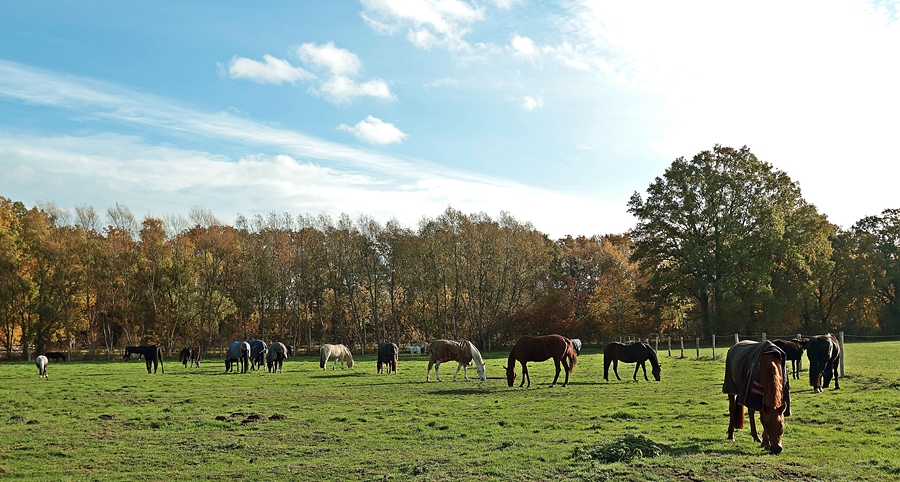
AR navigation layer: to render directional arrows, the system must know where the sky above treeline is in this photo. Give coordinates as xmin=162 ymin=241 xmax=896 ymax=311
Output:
xmin=1 ymin=1 xmax=898 ymax=238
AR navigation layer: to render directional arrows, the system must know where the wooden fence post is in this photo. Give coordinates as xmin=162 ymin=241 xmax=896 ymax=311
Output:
xmin=734 ymin=333 xmax=739 ymax=344
xmin=712 ymin=334 xmax=716 ymax=359
xmin=839 ymin=331 xmax=845 ymax=378
xmin=761 ymin=332 xmax=766 ymax=342
xmin=695 ymin=338 xmax=700 ymax=359
xmin=667 ymin=337 xmax=672 ymax=357
xmin=680 ymin=337 xmax=684 ymax=358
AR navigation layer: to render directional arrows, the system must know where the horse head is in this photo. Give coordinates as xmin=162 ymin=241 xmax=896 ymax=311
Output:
xmin=651 ymin=365 xmax=661 ymax=381
xmin=760 ymin=403 xmax=786 ymax=454
xmin=504 ymin=365 xmax=516 ymax=387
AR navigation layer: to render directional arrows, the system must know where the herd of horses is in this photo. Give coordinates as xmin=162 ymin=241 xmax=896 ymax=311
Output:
xmin=36 ymin=331 xmax=845 ymax=455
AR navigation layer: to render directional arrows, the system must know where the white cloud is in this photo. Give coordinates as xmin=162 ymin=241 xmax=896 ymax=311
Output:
xmin=522 ymin=96 xmax=543 ymax=111
xmin=360 ymin=0 xmax=485 ymax=52
xmin=297 ymin=41 xmax=362 ymax=77
xmin=318 ymin=76 xmax=394 ymax=104
xmin=226 ymin=54 xmax=314 ymax=84
xmin=510 ymin=34 xmax=537 ymax=57
xmin=338 ymin=116 xmax=408 ymax=145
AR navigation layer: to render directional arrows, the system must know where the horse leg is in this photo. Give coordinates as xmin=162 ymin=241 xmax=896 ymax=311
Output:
xmin=603 ymin=357 xmax=610 ymax=381
xmin=561 ymin=358 xmax=571 ymax=387
xmin=632 ymin=363 xmax=640 ymax=381
xmin=727 ymin=394 xmax=740 ymax=440
xmin=520 ymin=362 xmax=529 ymax=388
xmin=550 ymin=358 xmax=561 ymax=388
xmin=832 ymin=364 xmax=840 ymax=390
xmin=748 ymin=408 xmax=761 ymax=443
xmin=453 ymin=363 xmax=462 ymax=381
xmin=435 ymin=361 xmax=442 ymax=381
xmin=613 ymin=360 xmax=621 ymax=380
xmin=641 ymin=362 xmax=649 ymax=381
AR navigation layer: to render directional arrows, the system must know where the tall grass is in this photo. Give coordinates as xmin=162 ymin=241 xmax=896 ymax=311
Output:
xmin=1 ymin=342 xmax=898 ymax=481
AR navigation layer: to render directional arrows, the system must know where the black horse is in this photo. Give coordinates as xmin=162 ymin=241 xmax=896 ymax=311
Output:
xmin=377 ymin=343 xmax=398 ymax=374
xmin=603 ymin=342 xmax=661 ymax=382
xmin=772 ymin=339 xmax=807 ymax=380
xmin=44 ymin=351 xmax=66 ymax=362
xmin=807 ymin=334 xmax=840 ymax=393
xmin=124 ymin=345 xmax=164 ymax=374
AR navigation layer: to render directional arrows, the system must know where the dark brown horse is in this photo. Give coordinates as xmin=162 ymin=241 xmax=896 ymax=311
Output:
xmin=377 ymin=343 xmax=398 ymax=374
xmin=505 ymin=335 xmax=578 ymax=388
xmin=603 ymin=342 xmax=661 ymax=382
xmin=124 ymin=345 xmax=164 ymax=374
xmin=724 ymin=340 xmax=790 ymax=454
xmin=772 ymin=339 xmax=806 ymax=380
xmin=179 ymin=346 xmax=201 ymax=368
xmin=807 ymin=334 xmax=840 ymax=393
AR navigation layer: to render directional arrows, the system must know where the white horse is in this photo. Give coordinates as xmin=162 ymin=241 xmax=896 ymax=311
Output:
xmin=571 ymin=338 xmax=583 ymax=355
xmin=319 ymin=344 xmax=354 ymax=370
xmin=427 ymin=340 xmax=486 ymax=381
xmin=35 ymin=355 xmax=49 ymax=379
xmin=407 ymin=345 xmax=422 ymax=355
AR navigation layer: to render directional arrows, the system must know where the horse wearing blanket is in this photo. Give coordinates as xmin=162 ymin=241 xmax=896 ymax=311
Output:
xmin=426 ymin=339 xmax=486 ymax=381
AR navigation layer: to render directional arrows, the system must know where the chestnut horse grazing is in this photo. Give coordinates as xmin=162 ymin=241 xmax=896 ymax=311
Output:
xmin=723 ymin=340 xmax=791 ymax=454
xmin=35 ymin=355 xmax=49 ymax=379
xmin=179 ymin=346 xmax=201 ymax=368
xmin=377 ymin=343 xmax=398 ymax=374
xmin=319 ymin=344 xmax=354 ymax=370
xmin=807 ymin=334 xmax=840 ymax=393
xmin=505 ymin=335 xmax=578 ymax=388
xmin=426 ymin=340 xmax=486 ymax=381
xmin=603 ymin=342 xmax=661 ymax=382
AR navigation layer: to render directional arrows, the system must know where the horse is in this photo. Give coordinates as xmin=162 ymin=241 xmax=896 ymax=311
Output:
xmin=772 ymin=339 xmax=807 ymax=380
xmin=407 ymin=345 xmax=422 ymax=356
xmin=505 ymin=335 xmax=578 ymax=388
xmin=603 ymin=342 xmax=661 ymax=382
xmin=570 ymin=339 xmax=583 ymax=355
xmin=248 ymin=340 xmax=268 ymax=371
xmin=319 ymin=344 xmax=354 ymax=370
xmin=377 ymin=343 xmax=398 ymax=374
xmin=723 ymin=340 xmax=791 ymax=454
xmin=178 ymin=346 xmax=201 ymax=368
xmin=807 ymin=334 xmax=840 ymax=393
xmin=44 ymin=351 xmax=66 ymax=362
xmin=267 ymin=342 xmax=288 ymax=373
xmin=35 ymin=355 xmax=49 ymax=379
xmin=124 ymin=345 xmax=164 ymax=374
xmin=426 ymin=339 xmax=486 ymax=381
xmin=225 ymin=341 xmax=251 ymax=373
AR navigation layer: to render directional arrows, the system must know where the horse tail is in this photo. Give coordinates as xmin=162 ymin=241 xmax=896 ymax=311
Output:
xmin=729 ymin=394 xmax=744 ymax=429
xmin=319 ymin=345 xmax=327 ymax=369
xmin=566 ymin=338 xmax=578 ymax=373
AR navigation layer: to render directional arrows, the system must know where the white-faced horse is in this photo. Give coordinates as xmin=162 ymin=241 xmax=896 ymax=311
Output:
xmin=319 ymin=344 xmax=354 ymax=370
xmin=35 ymin=355 xmax=49 ymax=379
xmin=426 ymin=339 xmax=486 ymax=381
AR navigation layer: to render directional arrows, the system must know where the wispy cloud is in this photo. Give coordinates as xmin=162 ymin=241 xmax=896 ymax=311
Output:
xmin=0 ymin=58 xmax=631 ymax=237
xmin=360 ymin=0 xmax=485 ymax=52
xmin=225 ymin=54 xmax=314 ymax=84
xmin=338 ymin=116 xmax=408 ymax=145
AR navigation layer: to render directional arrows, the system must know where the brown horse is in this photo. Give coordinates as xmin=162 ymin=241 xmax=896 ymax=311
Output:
xmin=426 ymin=339 xmax=486 ymax=381
xmin=807 ymin=334 xmax=840 ymax=393
xmin=377 ymin=343 xmax=398 ymax=374
xmin=179 ymin=346 xmax=201 ymax=368
xmin=772 ymin=339 xmax=806 ymax=380
xmin=724 ymin=340 xmax=790 ymax=454
xmin=603 ymin=342 xmax=661 ymax=382
xmin=505 ymin=335 xmax=578 ymax=388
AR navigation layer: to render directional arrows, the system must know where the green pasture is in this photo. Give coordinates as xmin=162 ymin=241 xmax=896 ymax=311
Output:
xmin=1 ymin=342 xmax=899 ymax=481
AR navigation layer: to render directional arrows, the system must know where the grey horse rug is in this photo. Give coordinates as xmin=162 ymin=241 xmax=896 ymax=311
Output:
xmin=723 ymin=340 xmax=791 ymax=416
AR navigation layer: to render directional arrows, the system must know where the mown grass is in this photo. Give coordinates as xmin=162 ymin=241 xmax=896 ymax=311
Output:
xmin=1 ymin=342 xmax=899 ymax=481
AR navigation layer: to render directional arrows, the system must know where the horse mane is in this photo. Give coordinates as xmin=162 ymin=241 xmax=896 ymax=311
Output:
xmin=464 ymin=340 xmax=484 ymax=367
xmin=759 ymin=352 xmax=784 ymax=410
xmin=646 ymin=344 xmax=659 ymax=368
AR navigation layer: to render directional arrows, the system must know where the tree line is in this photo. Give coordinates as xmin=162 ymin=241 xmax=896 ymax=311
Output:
xmin=1 ymin=146 xmax=898 ymax=359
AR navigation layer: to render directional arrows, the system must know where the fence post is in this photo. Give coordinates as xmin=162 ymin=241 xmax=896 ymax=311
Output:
xmin=761 ymin=332 xmax=766 ymax=342
xmin=667 ymin=337 xmax=672 ymax=357
xmin=734 ymin=333 xmax=739 ymax=344
xmin=712 ymin=334 xmax=716 ymax=359
xmin=797 ymin=333 xmax=802 ymax=372
xmin=655 ymin=337 xmax=658 ymax=354
xmin=680 ymin=337 xmax=684 ymax=358
xmin=696 ymin=338 xmax=700 ymax=359
xmin=839 ymin=331 xmax=845 ymax=378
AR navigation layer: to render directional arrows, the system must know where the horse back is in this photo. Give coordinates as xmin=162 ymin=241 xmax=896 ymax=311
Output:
xmin=511 ymin=335 xmax=568 ymax=362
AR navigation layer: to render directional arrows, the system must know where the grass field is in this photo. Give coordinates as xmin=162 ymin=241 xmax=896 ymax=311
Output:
xmin=1 ymin=342 xmax=899 ymax=481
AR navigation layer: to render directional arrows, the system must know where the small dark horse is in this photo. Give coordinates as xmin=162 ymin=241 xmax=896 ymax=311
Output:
xmin=377 ymin=343 xmax=398 ymax=374
xmin=124 ymin=345 xmax=164 ymax=374
xmin=603 ymin=342 xmax=661 ymax=382
xmin=505 ymin=335 xmax=578 ymax=388
xmin=723 ymin=340 xmax=789 ymax=454
xmin=44 ymin=351 xmax=66 ymax=362
xmin=772 ymin=339 xmax=807 ymax=380
xmin=179 ymin=346 xmax=201 ymax=368
xmin=807 ymin=334 xmax=840 ymax=393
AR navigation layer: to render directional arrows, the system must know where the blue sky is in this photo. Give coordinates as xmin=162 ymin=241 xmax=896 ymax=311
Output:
xmin=1 ymin=1 xmax=898 ymax=238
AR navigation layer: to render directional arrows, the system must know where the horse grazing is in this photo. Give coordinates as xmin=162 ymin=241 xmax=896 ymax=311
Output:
xmin=44 ymin=351 xmax=66 ymax=362
xmin=505 ymin=335 xmax=578 ymax=388
xmin=772 ymin=339 xmax=806 ymax=380
xmin=248 ymin=340 xmax=268 ymax=371
xmin=723 ymin=340 xmax=791 ymax=454
xmin=124 ymin=345 xmax=164 ymax=374
xmin=225 ymin=341 xmax=251 ymax=373
xmin=35 ymin=355 xmax=49 ymax=379
xmin=426 ymin=340 xmax=486 ymax=381
xmin=807 ymin=334 xmax=840 ymax=393
xmin=377 ymin=343 xmax=398 ymax=374
xmin=407 ymin=345 xmax=422 ymax=356
xmin=179 ymin=346 xmax=202 ymax=368
xmin=319 ymin=344 xmax=354 ymax=370
xmin=267 ymin=342 xmax=288 ymax=373
xmin=603 ymin=342 xmax=661 ymax=382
